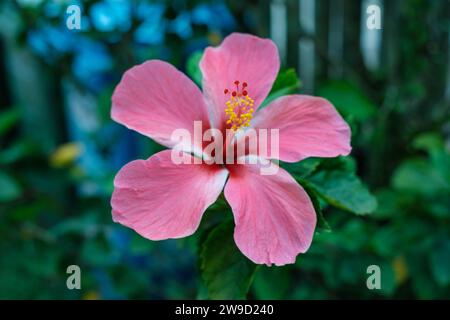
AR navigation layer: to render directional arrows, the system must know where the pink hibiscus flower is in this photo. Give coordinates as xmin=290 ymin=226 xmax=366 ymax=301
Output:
xmin=111 ymin=33 xmax=351 ymax=266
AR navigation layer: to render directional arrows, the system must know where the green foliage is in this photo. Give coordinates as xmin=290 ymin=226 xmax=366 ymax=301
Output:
xmin=281 ymin=157 xmax=322 ymax=179
xmin=0 ymin=109 xmax=19 ymax=137
xmin=262 ymin=68 xmax=301 ymax=107
xmin=186 ymin=51 xmax=203 ymax=87
xmin=307 ymin=170 xmax=377 ymax=215
xmin=253 ymin=266 xmax=291 ymax=299
xmin=198 ymin=154 xmax=377 ymax=299
xmin=430 ymin=236 xmax=450 ymax=286
xmin=0 ymin=139 xmax=37 ymax=165
xmin=301 ymin=182 xmax=332 ymax=232
xmin=0 ymin=171 xmax=22 ymax=202
xmin=1 ymin=0 xmax=449 ymax=301
xmin=177 ymin=51 xmax=379 ymax=299
xmin=318 ymin=80 xmax=376 ymax=122
xmin=392 ymin=158 xmax=449 ymax=196
xmin=200 ymin=221 xmax=257 ymax=299
xmin=283 ymin=157 xmax=377 ymax=216
xmin=97 ymin=86 xmax=115 ymax=123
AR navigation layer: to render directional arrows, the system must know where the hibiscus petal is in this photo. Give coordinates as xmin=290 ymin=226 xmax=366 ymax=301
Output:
xmin=111 ymin=150 xmax=228 ymax=240
xmin=200 ymin=33 xmax=280 ymax=130
xmin=112 ymin=60 xmax=210 ymax=149
xmin=224 ymin=161 xmax=316 ymax=266
xmin=251 ymin=95 xmax=352 ymax=162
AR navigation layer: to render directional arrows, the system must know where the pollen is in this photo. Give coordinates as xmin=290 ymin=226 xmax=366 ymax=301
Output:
xmin=223 ymin=80 xmax=255 ymax=132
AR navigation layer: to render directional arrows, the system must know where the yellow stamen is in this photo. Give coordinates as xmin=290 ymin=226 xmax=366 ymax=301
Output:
xmin=223 ymin=81 xmax=255 ymax=132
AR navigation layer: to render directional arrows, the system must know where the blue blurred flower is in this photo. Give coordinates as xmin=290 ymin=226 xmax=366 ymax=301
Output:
xmin=135 ymin=2 xmax=165 ymax=20
xmin=27 ymin=25 xmax=76 ymax=60
xmin=134 ymin=3 xmax=166 ymax=45
xmin=134 ymin=20 xmax=166 ymax=45
xmin=27 ymin=30 xmax=49 ymax=57
xmin=192 ymin=2 xmax=236 ymax=30
xmin=169 ymin=11 xmax=192 ymax=39
xmin=72 ymin=38 xmax=113 ymax=91
xmin=90 ymin=0 xmax=131 ymax=32
xmin=46 ymin=26 xmax=76 ymax=52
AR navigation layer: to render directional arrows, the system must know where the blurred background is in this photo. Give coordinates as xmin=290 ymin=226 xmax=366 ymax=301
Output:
xmin=0 ymin=0 xmax=449 ymax=299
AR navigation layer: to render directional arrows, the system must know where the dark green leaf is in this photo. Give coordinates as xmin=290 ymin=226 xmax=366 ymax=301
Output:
xmin=281 ymin=157 xmax=322 ymax=179
xmin=319 ymin=156 xmax=356 ymax=173
xmin=262 ymin=69 xmax=301 ymax=107
xmin=318 ymin=80 xmax=376 ymax=121
xmin=306 ymin=171 xmax=377 ymax=215
xmin=200 ymin=221 xmax=256 ymax=299
xmin=300 ymin=181 xmax=331 ymax=232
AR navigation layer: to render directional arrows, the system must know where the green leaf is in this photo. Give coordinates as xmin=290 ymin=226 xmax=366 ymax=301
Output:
xmin=306 ymin=171 xmax=377 ymax=215
xmin=200 ymin=221 xmax=256 ymax=299
xmin=300 ymin=181 xmax=331 ymax=232
xmin=269 ymin=68 xmax=301 ymax=94
xmin=281 ymin=157 xmax=322 ymax=179
xmin=0 ymin=109 xmax=19 ymax=136
xmin=319 ymin=156 xmax=356 ymax=173
xmin=186 ymin=51 xmax=203 ymax=87
xmin=0 ymin=172 xmax=22 ymax=202
xmin=262 ymin=69 xmax=301 ymax=107
xmin=318 ymin=80 xmax=376 ymax=121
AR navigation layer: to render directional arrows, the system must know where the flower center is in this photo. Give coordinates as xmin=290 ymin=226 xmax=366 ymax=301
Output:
xmin=224 ymin=80 xmax=255 ymax=132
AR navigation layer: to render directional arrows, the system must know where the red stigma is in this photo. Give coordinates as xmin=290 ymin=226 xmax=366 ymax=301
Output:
xmin=224 ymin=89 xmax=229 ymax=94
xmin=242 ymin=90 xmax=248 ymax=96
xmin=242 ymin=82 xmax=248 ymax=87
xmin=234 ymin=80 xmax=240 ymax=85
xmin=232 ymin=91 xmax=237 ymax=97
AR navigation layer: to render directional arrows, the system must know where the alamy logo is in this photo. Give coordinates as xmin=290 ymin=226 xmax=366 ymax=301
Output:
xmin=366 ymin=5 xmax=382 ymax=30
xmin=366 ymin=265 xmax=381 ymax=290
xmin=66 ymin=265 xmax=81 ymax=290
xmin=66 ymin=5 xmax=82 ymax=30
